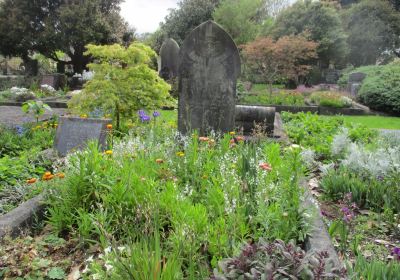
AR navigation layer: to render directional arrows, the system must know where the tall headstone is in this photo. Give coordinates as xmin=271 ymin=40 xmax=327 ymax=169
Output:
xmin=178 ymin=20 xmax=241 ymax=135
xmin=54 ymin=117 xmax=111 ymax=156
xmin=159 ymin=38 xmax=180 ymax=81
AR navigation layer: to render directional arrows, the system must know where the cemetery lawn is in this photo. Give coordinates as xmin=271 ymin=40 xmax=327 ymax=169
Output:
xmin=323 ymin=115 xmax=400 ymax=130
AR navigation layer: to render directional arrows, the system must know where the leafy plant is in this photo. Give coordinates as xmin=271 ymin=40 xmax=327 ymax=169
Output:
xmin=212 ymin=239 xmax=344 ymax=279
xmin=310 ymin=91 xmax=352 ymax=108
xmin=68 ymin=43 xmax=172 ymax=129
xmin=22 ymin=100 xmax=52 ymax=123
xmin=349 ymin=256 xmax=400 ymax=280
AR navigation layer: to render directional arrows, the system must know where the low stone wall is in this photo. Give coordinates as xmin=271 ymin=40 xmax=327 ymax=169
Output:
xmin=238 ymin=103 xmax=371 ymax=116
xmin=0 ymin=194 xmax=45 ymax=239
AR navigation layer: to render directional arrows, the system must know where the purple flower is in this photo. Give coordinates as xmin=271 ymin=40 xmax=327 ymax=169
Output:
xmin=393 ymin=247 xmax=400 ymax=260
xmin=138 ymin=110 xmax=146 ymax=116
xmin=140 ymin=114 xmax=151 ymax=122
xmin=14 ymin=125 xmax=25 ymax=136
xmin=153 ymin=111 xmax=160 ymax=118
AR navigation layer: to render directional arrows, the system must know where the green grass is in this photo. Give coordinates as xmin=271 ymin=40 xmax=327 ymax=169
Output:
xmin=323 ymin=115 xmax=400 ymax=130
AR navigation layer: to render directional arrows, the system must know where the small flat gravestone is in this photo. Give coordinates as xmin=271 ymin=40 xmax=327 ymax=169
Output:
xmin=178 ymin=20 xmax=241 ymax=135
xmin=159 ymin=38 xmax=180 ymax=81
xmin=54 ymin=116 xmax=111 ymax=156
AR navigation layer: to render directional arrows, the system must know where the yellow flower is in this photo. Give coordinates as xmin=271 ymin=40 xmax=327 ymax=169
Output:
xmin=80 ymin=114 xmax=88 ymax=118
xmin=105 ymin=150 xmax=113 ymax=155
xmin=35 ymin=125 xmax=41 ymax=129
xmin=229 ymin=131 xmax=236 ymax=136
xmin=106 ymin=124 xmax=113 ymax=130
xmin=176 ymin=151 xmax=185 ymax=157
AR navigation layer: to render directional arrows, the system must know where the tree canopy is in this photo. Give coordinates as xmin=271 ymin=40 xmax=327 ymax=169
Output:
xmin=150 ymin=0 xmax=220 ymax=52
xmin=342 ymin=0 xmax=400 ymax=66
xmin=0 ymin=0 xmax=131 ymax=73
xmin=272 ymin=0 xmax=348 ymax=67
xmin=213 ymin=0 xmax=266 ymax=45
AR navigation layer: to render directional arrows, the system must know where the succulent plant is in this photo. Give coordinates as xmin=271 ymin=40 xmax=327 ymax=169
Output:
xmin=211 ymin=239 xmax=345 ymax=280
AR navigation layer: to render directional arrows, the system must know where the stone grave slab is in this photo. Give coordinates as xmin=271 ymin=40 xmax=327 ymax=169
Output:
xmin=54 ymin=116 xmax=111 ymax=156
xmin=159 ymin=38 xmax=180 ymax=81
xmin=178 ymin=20 xmax=241 ymax=135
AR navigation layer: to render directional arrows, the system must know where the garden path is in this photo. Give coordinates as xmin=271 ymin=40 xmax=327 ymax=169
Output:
xmin=0 ymin=106 xmax=66 ymax=127
xmin=380 ymin=129 xmax=400 ymax=139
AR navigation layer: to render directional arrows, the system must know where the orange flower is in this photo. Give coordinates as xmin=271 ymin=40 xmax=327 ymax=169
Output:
xmin=259 ymin=163 xmax=272 ymax=171
xmin=56 ymin=173 xmax=65 ymax=179
xmin=106 ymin=124 xmax=113 ymax=130
xmin=199 ymin=136 xmax=209 ymax=142
xmin=26 ymin=178 xmax=37 ymax=184
xmin=236 ymin=136 xmax=245 ymax=142
xmin=156 ymin=159 xmax=164 ymax=164
xmin=42 ymin=172 xmax=55 ymax=181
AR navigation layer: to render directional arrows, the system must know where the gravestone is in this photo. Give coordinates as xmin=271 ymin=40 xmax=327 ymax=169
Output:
xmin=178 ymin=20 xmax=241 ymax=135
xmin=54 ymin=117 xmax=111 ymax=156
xmin=235 ymin=105 xmax=276 ymax=135
xmin=159 ymin=38 xmax=180 ymax=81
xmin=40 ymin=74 xmax=66 ymax=90
xmin=347 ymin=72 xmax=366 ymax=97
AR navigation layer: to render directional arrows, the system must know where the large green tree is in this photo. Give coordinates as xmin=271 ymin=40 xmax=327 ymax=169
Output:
xmin=151 ymin=0 xmax=220 ymax=52
xmin=272 ymin=0 xmax=348 ymax=67
xmin=342 ymin=0 xmax=400 ymax=66
xmin=0 ymin=0 xmax=131 ymax=73
xmin=213 ymin=0 xmax=267 ymax=45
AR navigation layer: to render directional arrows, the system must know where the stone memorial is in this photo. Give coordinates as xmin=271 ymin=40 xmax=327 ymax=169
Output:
xmin=178 ymin=20 xmax=241 ymax=135
xmin=235 ymin=105 xmax=276 ymax=135
xmin=347 ymin=72 xmax=366 ymax=97
xmin=159 ymin=38 xmax=180 ymax=81
xmin=54 ymin=116 xmax=111 ymax=156
xmin=40 ymin=74 xmax=66 ymax=90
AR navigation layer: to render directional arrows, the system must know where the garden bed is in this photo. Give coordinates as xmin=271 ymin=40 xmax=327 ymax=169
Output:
xmin=0 ymin=113 xmax=346 ymax=279
xmin=283 ymin=112 xmax=400 ymax=278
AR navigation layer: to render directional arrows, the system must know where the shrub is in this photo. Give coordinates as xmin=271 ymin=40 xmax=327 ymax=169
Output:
xmin=68 ymin=43 xmax=172 ymax=129
xmin=310 ymin=91 xmax=352 ymax=108
xmin=339 ymin=63 xmax=400 ymax=114
xmin=358 ymin=63 xmax=400 ymax=114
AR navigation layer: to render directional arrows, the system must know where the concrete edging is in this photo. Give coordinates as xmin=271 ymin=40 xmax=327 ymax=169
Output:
xmin=301 ymin=183 xmax=343 ymax=271
xmin=0 ymin=194 xmax=45 ymax=239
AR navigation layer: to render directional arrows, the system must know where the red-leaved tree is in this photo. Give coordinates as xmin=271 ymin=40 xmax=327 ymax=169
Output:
xmin=241 ymin=35 xmax=318 ymax=93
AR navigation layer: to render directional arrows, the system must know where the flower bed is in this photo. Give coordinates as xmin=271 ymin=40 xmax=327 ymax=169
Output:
xmin=0 ymin=114 xmax=346 ymax=279
xmin=283 ymin=112 xmax=400 ymax=278
xmin=0 ymin=122 xmax=57 ymax=215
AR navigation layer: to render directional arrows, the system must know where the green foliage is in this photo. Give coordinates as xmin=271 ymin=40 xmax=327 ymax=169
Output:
xmin=152 ymin=0 xmax=220 ymax=51
xmin=0 ymin=123 xmax=55 ymax=157
xmin=350 ymin=256 xmax=400 ymax=280
xmin=310 ymin=91 xmax=352 ymax=108
xmin=342 ymin=0 xmax=400 ymax=66
xmin=282 ymin=112 xmax=376 ymax=159
xmin=239 ymin=90 xmax=305 ymax=106
xmin=22 ymin=100 xmax=52 ymax=123
xmin=0 ymin=0 xmax=129 ymax=73
xmin=273 ymin=0 xmax=348 ymax=66
xmin=212 ymin=239 xmax=344 ymax=279
xmin=68 ymin=43 xmax=172 ymax=128
xmin=358 ymin=64 xmax=400 ymax=115
xmin=45 ymin=123 xmax=308 ymax=277
xmin=213 ymin=0 xmax=266 ymax=45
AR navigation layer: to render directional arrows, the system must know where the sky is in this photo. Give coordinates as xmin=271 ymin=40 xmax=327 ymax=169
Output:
xmin=120 ymin=0 xmax=179 ymax=34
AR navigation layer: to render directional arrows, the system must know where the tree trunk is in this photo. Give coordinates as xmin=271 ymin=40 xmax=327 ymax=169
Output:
xmin=70 ymin=52 xmax=89 ymax=74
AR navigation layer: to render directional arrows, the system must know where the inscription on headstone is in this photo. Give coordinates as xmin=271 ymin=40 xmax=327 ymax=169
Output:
xmin=178 ymin=20 xmax=241 ymax=135
xmin=54 ymin=117 xmax=110 ymax=156
xmin=159 ymin=38 xmax=180 ymax=81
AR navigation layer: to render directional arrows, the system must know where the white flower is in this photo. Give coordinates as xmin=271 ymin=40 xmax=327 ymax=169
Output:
xmin=117 ymin=246 xmax=126 ymax=252
xmin=105 ymin=262 xmax=113 ymax=271
xmin=104 ymin=246 xmax=112 ymax=254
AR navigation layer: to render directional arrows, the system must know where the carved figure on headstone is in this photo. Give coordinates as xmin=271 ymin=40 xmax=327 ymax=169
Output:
xmin=178 ymin=21 xmax=241 ymax=135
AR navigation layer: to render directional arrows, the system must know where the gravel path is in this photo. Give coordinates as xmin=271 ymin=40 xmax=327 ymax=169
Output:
xmin=0 ymin=106 xmax=66 ymax=127
xmin=380 ymin=129 xmax=400 ymax=138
